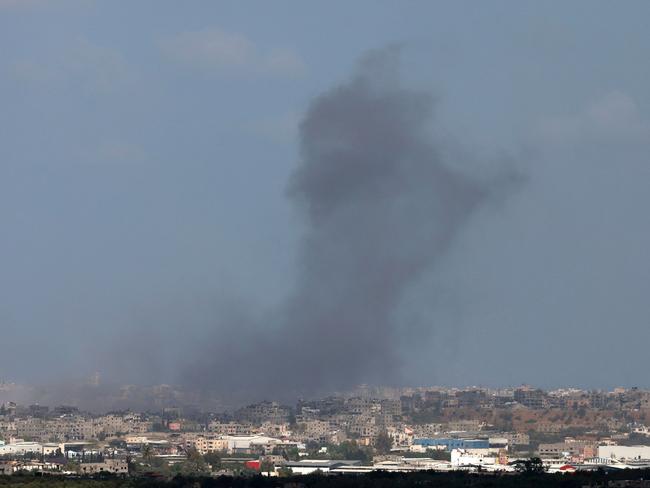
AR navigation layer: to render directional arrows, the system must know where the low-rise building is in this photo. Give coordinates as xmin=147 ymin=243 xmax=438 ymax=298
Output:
xmin=78 ymin=459 xmax=129 ymax=476
xmin=413 ymin=438 xmax=489 ymax=451
xmin=281 ymin=459 xmax=362 ymax=475
xmin=599 ymin=445 xmax=650 ymax=461
xmin=184 ymin=434 xmax=228 ymax=454
xmin=0 ymin=441 xmax=43 ymax=456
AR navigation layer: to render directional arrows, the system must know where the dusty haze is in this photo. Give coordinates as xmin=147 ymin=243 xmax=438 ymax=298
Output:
xmin=4 ymin=2 xmax=650 ymax=410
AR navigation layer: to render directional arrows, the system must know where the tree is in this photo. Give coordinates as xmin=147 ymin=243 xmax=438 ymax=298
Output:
xmin=286 ymin=446 xmax=300 ymax=461
xmin=274 ymin=446 xmax=300 ymax=461
xmin=513 ymin=457 xmax=546 ymax=474
xmin=126 ymin=454 xmax=138 ymax=475
xmin=327 ymin=441 xmax=371 ymax=463
xmin=277 ymin=466 xmax=293 ymax=477
xmin=148 ymin=456 xmax=171 ymax=475
xmin=109 ymin=439 xmax=126 ymax=449
xmin=375 ymin=430 xmax=393 ymax=455
xmin=172 ymin=447 xmax=208 ymax=476
xmin=63 ymin=461 xmax=80 ymax=474
xmin=428 ymin=449 xmax=451 ymax=461
xmin=203 ymin=451 xmax=222 ymax=470
xmin=260 ymin=460 xmax=275 ymax=474
xmin=141 ymin=443 xmax=153 ymax=462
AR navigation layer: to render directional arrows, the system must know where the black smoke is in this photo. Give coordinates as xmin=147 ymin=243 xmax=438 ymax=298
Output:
xmin=183 ymin=48 xmax=515 ymax=402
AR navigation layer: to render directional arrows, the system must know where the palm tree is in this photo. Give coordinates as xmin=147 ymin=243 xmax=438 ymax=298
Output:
xmin=141 ymin=443 xmax=153 ymax=462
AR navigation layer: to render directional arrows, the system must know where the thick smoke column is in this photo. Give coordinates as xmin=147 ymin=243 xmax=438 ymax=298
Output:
xmin=186 ymin=48 xmax=509 ymax=400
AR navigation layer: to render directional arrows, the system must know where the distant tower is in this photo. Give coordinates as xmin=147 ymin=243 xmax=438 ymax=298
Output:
xmin=89 ymin=372 xmax=101 ymax=387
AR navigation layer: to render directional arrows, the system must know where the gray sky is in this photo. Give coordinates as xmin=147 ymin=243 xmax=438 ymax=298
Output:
xmin=2 ymin=0 xmax=650 ymax=393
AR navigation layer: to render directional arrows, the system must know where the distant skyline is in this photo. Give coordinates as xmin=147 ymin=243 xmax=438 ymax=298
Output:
xmin=0 ymin=378 xmax=645 ymax=414
xmin=2 ymin=1 xmax=650 ymax=393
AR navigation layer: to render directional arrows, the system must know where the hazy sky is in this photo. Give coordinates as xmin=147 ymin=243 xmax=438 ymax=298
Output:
xmin=2 ymin=0 xmax=650 ymax=392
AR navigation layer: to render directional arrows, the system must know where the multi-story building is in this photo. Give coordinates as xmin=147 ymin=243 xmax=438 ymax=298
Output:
xmin=299 ymin=420 xmax=330 ymax=441
xmin=235 ymin=402 xmax=291 ymax=424
xmin=184 ymin=434 xmax=229 ymax=454
xmin=446 ymin=420 xmax=483 ymax=432
xmin=259 ymin=422 xmax=290 ymax=437
xmin=78 ymin=459 xmax=128 ymax=476
xmin=380 ymin=399 xmax=402 ymax=418
xmin=504 ymin=432 xmax=530 ymax=446
xmin=514 ymin=387 xmax=548 ymax=409
xmin=412 ymin=423 xmax=443 ymax=438
xmin=538 ymin=440 xmax=597 ymax=460
xmin=208 ymin=421 xmax=254 ymax=435
xmin=346 ymin=397 xmax=380 ymax=416
xmin=348 ymin=415 xmax=378 ymax=438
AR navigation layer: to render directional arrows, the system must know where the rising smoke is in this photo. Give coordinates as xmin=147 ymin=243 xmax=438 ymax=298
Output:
xmin=182 ymin=47 xmax=516 ymax=403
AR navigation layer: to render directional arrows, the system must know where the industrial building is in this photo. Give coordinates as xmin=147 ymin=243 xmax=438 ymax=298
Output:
xmin=413 ymin=438 xmax=489 ymax=450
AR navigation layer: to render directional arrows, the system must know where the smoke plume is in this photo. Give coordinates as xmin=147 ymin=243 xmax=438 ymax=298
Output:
xmin=184 ymin=48 xmax=513 ymax=402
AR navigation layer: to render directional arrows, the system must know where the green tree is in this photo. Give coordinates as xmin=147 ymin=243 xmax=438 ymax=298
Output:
xmin=428 ymin=449 xmax=451 ymax=461
xmin=203 ymin=451 xmax=222 ymax=470
xmin=327 ymin=441 xmax=371 ymax=463
xmin=146 ymin=456 xmax=171 ymax=475
xmin=277 ymin=466 xmax=293 ymax=477
xmin=260 ymin=460 xmax=275 ymax=474
xmin=172 ymin=447 xmax=208 ymax=475
xmin=513 ymin=457 xmax=546 ymax=474
xmin=109 ymin=439 xmax=126 ymax=449
xmin=375 ymin=430 xmax=393 ymax=454
xmin=141 ymin=443 xmax=153 ymax=462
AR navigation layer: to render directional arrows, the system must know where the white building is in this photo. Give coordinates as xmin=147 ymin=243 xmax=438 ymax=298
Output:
xmin=451 ymin=449 xmax=496 ymax=467
xmin=282 ymin=459 xmax=362 ymax=475
xmin=0 ymin=442 xmax=43 ymax=456
xmin=598 ymin=445 xmax=650 ymax=460
xmin=226 ymin=435 xmax=275 ymax=452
